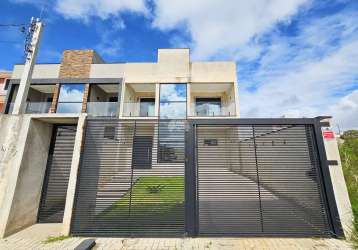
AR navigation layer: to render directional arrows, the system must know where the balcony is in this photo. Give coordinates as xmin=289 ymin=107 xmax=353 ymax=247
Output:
xmin=122 ymin=83 xmax=156 ymax=118
xmin=26 ymin=102 xmax=52 ymax=114
xmin=87 ymin=102 xmax=118 ymax=117
xmin=122 ymin=101 xmax=156 ymax=117
xmin=5 ymin=102 xmax=52 ymax=114
xmin=87 ymin=83 xmax=119 ymax=117
xmin=189 ymin=83 xmax=237 ymax=117
xmin=191 ymin=102 xmax=235 ymax=117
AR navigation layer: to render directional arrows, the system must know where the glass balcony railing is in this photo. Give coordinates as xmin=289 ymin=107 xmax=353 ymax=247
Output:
xmin=5 ymin=102 xmax=52 ymax=114
xmin=190 ymin=102 xmax=236 ymax=117
xmin=122 ymin=102 xmax=156 ymax=117
xmin=26 ymin=102 xmax=52 ymax=114
xmin=86 ymin=102 xmax=118 ymax=117
xmin=6 ymin=103 xmax=14 ymax=114
xmin=56 ymin=102 xmax=83 ymax=113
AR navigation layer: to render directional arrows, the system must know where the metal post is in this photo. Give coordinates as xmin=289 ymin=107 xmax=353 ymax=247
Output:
xmin=252 ymin=126 xmax=264 ymax=233
xmin=12 ymin=18 xmax=43 ymax=115
xmin=185 ymin=121 xmax=197 ymax=236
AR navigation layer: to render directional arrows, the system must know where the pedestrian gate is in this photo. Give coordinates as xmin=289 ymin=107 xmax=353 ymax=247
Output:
xmin=38 ymin=125 xmax=77 ymax=223
xmin=71 ymin=118 xmax=343 ymax=238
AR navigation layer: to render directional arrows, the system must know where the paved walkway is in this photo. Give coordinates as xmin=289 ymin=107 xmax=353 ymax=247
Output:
xmin=0 ymin=224 xmax=353 ymax=250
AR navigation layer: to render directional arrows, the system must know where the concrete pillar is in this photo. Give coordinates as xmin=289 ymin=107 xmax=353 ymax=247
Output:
xmin=12 ymin=20 xmax=43 ymax=114
xmin=155 ymin=83 xmax=160 ymax=117
xmin=186 ymin=83 xmax=191 ymax=117
xmin=62 ymin=114 xmax=87 ymax=235
xmin=119 ymin=80 xmax=126 ymax=117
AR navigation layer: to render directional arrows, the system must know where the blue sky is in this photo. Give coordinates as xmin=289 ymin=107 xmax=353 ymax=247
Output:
xmin=0 ymin=0 xmax=358 ymax=130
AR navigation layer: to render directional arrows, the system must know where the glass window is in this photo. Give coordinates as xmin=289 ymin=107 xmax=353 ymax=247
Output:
xmin=139 ymin=98 xmax=155 ymax=117
xmin=159 ymin=84 xmax=187 ymax=119
xmin=195 ymin=97 xmax=221 ymax=116
xmin=56 ymin=84 xmax=85 ymax=113
xmin=158 ymin=121 xmax=185 ymax=163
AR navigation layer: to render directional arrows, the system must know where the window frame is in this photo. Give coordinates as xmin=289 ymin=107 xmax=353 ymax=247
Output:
xmin=159 ymin=83 xmax=187 ymax=119
xmin=56 ymin=83 xmax=85 ymax=113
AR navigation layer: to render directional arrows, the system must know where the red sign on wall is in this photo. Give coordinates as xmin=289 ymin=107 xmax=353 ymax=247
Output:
xmin=323 ymin=130 xmax=335 ymax=139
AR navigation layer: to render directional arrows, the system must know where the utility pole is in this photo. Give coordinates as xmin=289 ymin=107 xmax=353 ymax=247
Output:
xmin=12 ymin=17 xmax=43 ymax=115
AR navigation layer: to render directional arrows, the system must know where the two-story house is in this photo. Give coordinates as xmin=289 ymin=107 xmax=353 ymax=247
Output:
xmin=0 ymin=49 xmax=350 ymax=240
xmin=4 ymin=49 xmax=239 ymax=119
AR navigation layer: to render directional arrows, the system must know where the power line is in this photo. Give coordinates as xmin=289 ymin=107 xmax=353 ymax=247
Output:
xmin=0 ymin=40 xmax=22 ymax=44
xmin=0 ymin=24 xmax=25 ymax=27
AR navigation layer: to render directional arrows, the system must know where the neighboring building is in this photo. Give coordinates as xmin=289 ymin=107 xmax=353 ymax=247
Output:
xmin=0 ymin=71 xmax=11 ymax=113
xmin=0 ymin=49 xmax=352 ymax=240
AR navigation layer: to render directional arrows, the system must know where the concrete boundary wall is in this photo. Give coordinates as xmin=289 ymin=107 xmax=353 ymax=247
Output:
xmin=62 ymin=114 xmax=87 ymax=235
xmin=324 ymin=135 xmax=353 ymax=238
xmin=4 ymin=119 xmax=52 ymax=236
xmin=0 ymin=114 xmax=80 ymax=238
xmin=0 ymin=115 xmax=31 ymax=238
xmin=0 ymin=115 xmax=53 ymax=237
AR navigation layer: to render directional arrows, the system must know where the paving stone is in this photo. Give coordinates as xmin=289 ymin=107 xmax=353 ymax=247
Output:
xmin=0 ymin=224 xmax=353 ymax=250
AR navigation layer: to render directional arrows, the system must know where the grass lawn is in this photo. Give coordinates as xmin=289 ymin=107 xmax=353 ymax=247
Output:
xmin=96 ymin=176 xmax=185 ymax=231
xmin=339 ymin=134 xmax=358 ymax=247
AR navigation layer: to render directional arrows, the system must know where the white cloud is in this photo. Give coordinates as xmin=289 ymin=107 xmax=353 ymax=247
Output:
xmin=329 ymin=90 xmax=358 ymax=131
xmin=55 ymin=0 xmax=148 ymax=20
xmin=239 ymin=9 xmax=358 ymax=130
xmin=152 ymin=0 xmax=310 ymax=59
xmin=95 ymin=28 xmax=122 ymax=57
xmin=59 ymin=85 xmax=84 ymax=102
xmin=7 ymin=0 xmax=358 ymax=129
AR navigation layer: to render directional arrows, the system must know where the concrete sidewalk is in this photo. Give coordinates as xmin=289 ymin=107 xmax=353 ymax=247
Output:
xmin=0 ymin=224 xmax=353 ymax=250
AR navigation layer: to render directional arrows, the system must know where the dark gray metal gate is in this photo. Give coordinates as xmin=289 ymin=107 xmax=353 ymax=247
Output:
xmin=71 ymin=119 xmax=185 ymax=236
xmin=38 ymin=125 xmax=77 ymax=223
xmin=185 ymin=118 xmax=343 ymax=238
xmin=71 ymin=118 xmax=343 ymax=238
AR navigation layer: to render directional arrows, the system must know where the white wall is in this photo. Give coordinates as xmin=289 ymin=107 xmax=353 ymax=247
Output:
xmin=12 ymin=64 xmax=60 ymax=79
xmin=90 ymin=64 xmax=125 ymax=79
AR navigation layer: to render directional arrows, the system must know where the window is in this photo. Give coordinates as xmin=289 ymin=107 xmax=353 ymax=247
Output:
xmin=56 ymin=84 xmax=85 ymax=113
xmin=158 ymin=121 xmax=185 ymax=163
xmin=195 ymin=97 xmax=221 ymax=116
xmin=139 ymin=98 xmax=155 ymax=117
xmin=159 ymin=84 xmax=187 ymax=119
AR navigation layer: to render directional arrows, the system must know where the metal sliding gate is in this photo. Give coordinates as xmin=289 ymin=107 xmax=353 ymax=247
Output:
xmin=71 ymin=118 xmax=343 ymax=238
xmin=71 ymin=119 xmax=185 ymax=236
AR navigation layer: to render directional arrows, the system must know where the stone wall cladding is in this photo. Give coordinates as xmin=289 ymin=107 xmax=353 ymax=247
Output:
xmin=50 ymin=84 xmax=60 ymax=113
xmin=81 ymin=84 xmax=90 ymax=113
xmin=59 ymin=50 xmax=94 ymax=79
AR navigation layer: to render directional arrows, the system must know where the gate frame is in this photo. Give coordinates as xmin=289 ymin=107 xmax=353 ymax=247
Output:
xmin=37 ymin=124 xmax=77 ymax=223
xmin=185 ymin=118 xmax=344 ymax=238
